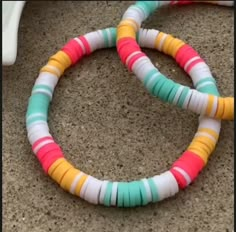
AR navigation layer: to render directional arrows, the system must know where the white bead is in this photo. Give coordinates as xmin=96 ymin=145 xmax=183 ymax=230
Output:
xmin=84 ymin=177 xmax=103 ymax=204
xmin=35 ymin=72 xmax=59 ymax=91
xmin=152 ymin=171 xmax=179 ymax=201
xmin=182 ymin=89 xmax=193 ymax=110
xmin=79 ymin=175 xmax=91 ymax=199
xmin=217 ymin=1 xmax=234 ymax=6
xmin=189 ymin=62 xmax=212 ymax=86
xmin=99 ymin=180 xmax=109 ymax=204
xmin=198 ymin=117 xmax=221 ymax=134
xmin=141 ymin=178 xmax=152 ymax=203
xmin=84 ymin=31 xmax=101 ymax=52
xmin=110 ymin=182 xmax=118 ymax=206
xmin=187 ymin=89 xmax=200 ymax=112
xmin=132 ymin=57 xmax=156 ymax=82
xmin=69 ymin=172 xmax=85 ymax=194
xmin=173 ymin=86 xmax=184 ymax=105
xmin=28 ymin=129 xmax=52 ymax=145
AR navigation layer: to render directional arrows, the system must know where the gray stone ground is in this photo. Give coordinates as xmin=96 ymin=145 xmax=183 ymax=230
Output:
xmin=2 ymin=1 xmax=234 ymax=232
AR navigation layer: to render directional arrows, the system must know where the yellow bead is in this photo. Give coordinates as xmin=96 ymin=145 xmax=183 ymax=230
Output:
xmin=74 ymin=174 xmax=88 ymax=196
xmin=222 ymin=97 xmax=234 ymax=120
xmin=48 ymin=158 xmax=65 ymax=176
xmin=118 ymin=19 xmax=139 ymax=31
xmin=206 ymin=95 xmax=215 ymax=116
xmin=50 ymin=159 xmax=74 ymax=184
xmin=188 ymin=144 xmax=208 ymax=164
xmin=117 ymin=25 xmax=136 ymax=40
xmin=171 ymin=40 xmax=185 ymax=58
xmin=154 ymin=32 xmax=166 ymax=50
xmin=198 ymin=128 xmax=219 ymax=141
xmin=162 ymin=34 xmax=174 ymax=55
xmin=51 ymin=51 xmax=71 ymax=69
xmin=40 ymin=65 xmax=60 ymax=77
xmin=60 ymin=168 xmax=81 ymax=191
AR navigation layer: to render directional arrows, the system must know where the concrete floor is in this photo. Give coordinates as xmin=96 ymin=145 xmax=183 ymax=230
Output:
xmin=2 ymin=1 xmax=234 ymax=232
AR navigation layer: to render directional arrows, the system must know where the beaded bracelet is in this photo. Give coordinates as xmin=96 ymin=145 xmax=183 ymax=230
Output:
xmin=116 ymin=0 xmax=234 ymax=120
xmin=26 ymin=27 xmax=223 ymax=207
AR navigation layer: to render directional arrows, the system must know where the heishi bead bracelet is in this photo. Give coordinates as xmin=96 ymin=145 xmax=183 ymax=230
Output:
xmin=27 ymin=27 xmax=223 ymax=207
xmin=116 ymin=0 xmax=234 ymax=120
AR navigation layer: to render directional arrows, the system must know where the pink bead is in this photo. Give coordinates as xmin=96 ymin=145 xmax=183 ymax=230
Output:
xmin=186 ymin=58 xmax=205 ymax=73
xmin=36 ymin=143 xmax=61 ymax=163
xmin=170 ymin=150 xmax=205 ymax=189
xmin=78 ymin=36 xmax=92 ymax=55
xmin=32 ymin=136 xmax=53 ymax=151
xmin=175 ymin=45 xmax=199 ymax=68
xmin=128 ymin=52 xmax=146 ymax=71
xmin=42 ymin=151 xmax=64 ymax=173
xmin=170 ymin=168 xmax=187 ymax=189
xmin=117 ymin=38 xmax=141 ymax=64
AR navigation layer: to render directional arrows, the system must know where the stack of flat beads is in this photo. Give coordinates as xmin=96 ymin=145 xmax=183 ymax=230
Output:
xmin=27 ymin=27 xmax=225 ymax=207
xmin=116 ymin=0 xmax=234 ymax=120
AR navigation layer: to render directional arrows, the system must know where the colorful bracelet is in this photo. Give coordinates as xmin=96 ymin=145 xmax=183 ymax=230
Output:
xmin=116 ymin=0 xmax=234 ymax=120
xmin=26 ymin=27 xmax=223 ymax=207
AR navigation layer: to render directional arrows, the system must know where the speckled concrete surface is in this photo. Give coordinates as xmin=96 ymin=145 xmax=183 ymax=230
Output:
xmin=2 ymin=1 xmax=234 ymax=232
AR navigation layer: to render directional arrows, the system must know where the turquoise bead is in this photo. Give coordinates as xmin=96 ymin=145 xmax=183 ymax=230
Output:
xmin=195 ymin=77 xmax=216 ymax=88
xmin=32 ymin=84 xmax=53 ymax=94
xmin=123 ymin=183 xmax=130 ymax=207
xmin=177 ymin=87 xmax=190 ymax=107
xmin=27 ymin=115 xmax=47 ymax=126
xmin=158 ymin=79 xmax=176 ymax=102
xmin=153 ymin=76 xmax=166 ymax=97
xmin=117 ymin=182 xmax=126 ymax=207
xmin=109 ymin=28 xmax=117 ymax=46
xmin=129 ymin=181 xmax=141 ymax=207
xmin=167 ymin=84 xmax=181 ymax=103
xmin=139 ymin=181 xmax=148 ymax=205
xmin=104 ymin=182 xmax=113 ymax=206
xmin=102 ymin=29 xmax=109 ymax=47
xmin=197 ymin=85 xmax=219 ymax=96
xmin=147 ymin=178 xmax=159 ymax=202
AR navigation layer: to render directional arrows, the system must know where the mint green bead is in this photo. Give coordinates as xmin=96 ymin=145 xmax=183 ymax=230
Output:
xmin=26 ymin=107 xmax=48 ymax=118
xmin=143 ymin=1 xmax=158 ymax=13
xmin=30 ymin=92 xmax=51 ymax=101
xmin=117 ymin=182 xmax=125 ymax=207
xmin=117 ymin=182 xmax=130 ymax=207
xmin=195 ymin=77 xmax=216 ymax=88
xmin=129 ymin=181 xmax=141 ymax=207
xmin=158 ymin=79 xmax=176 ymax=102
xmin=136 ymin=1 xmax=151 ymax=16
xmin=147 ymin=178 xmax=159 ymax=202
xmin=167 ymin=84 xmax=181 ymax=103
xmin=102 ymin=29 xmax=109 ymax=47
xmin=27 ymin=115 xmax=47 ymax=126
xmin=144 ymin=69 xmax=157 ymax=86
xmin=32 ymin=84 xmax=53 ymax=94
xmin=177 ymin=87 xmax=190 ymax=108
xmin=109 ymin=28 xmax=117 ymax=46
xmin=123 ymin=183 xmax=130 ymax=207
xmin=144 ymin=69 xmax=162 ymax=94
xmin=104 ymin=182 xmax=113 ymax=206
xmin=198 ymin=85 xmax=219 ymax=96
xmin=138 ymin=181 xmax=148 ymax=205
xmin=153 ymin=76 xmax=167 ymax=97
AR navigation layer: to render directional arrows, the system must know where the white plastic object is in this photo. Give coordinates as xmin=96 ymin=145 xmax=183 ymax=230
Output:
xmin=2 ymin=1 xmax=26 ymax=66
